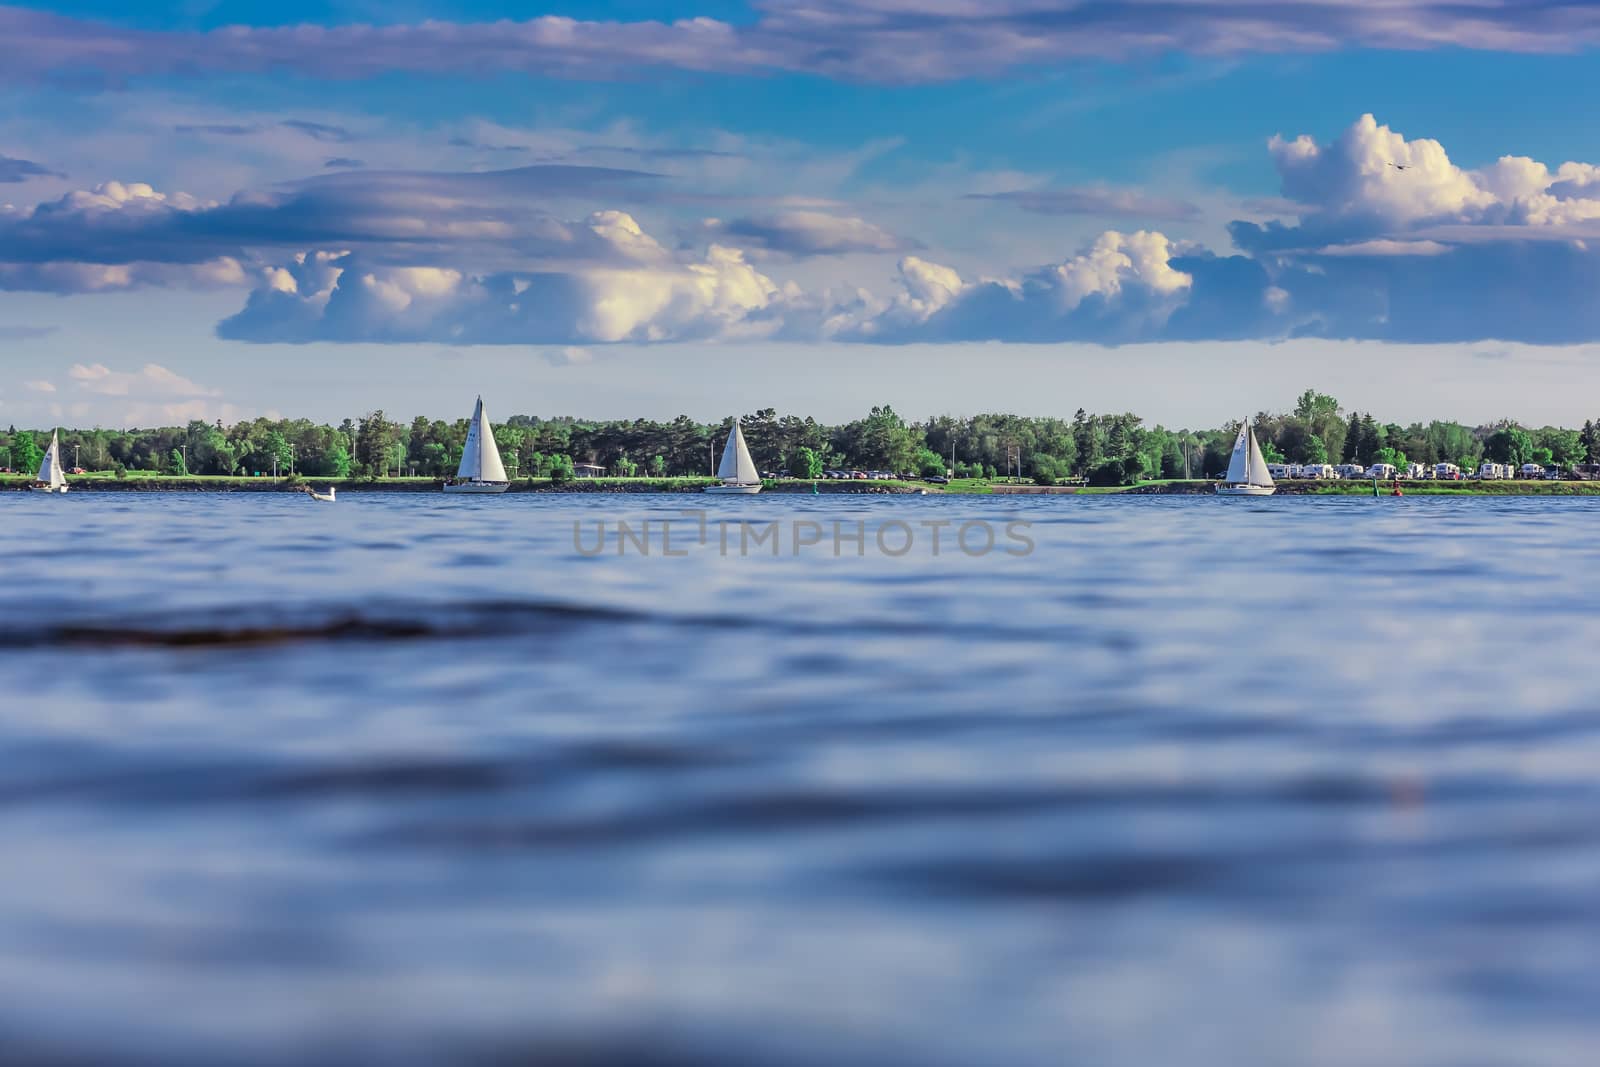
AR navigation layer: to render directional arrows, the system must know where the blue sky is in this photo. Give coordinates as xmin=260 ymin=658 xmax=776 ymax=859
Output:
xmin=5 ymin=1 xmax=1600 ymax=428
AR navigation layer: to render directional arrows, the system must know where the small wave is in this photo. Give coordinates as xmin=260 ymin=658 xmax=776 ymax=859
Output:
xmin=2 ymin=597 xmax=1102 ymax=650
xmin=0 ymin=600 xmax=649 ymax=650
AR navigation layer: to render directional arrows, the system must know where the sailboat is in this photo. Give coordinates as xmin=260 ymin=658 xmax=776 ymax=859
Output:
xmin=31 ymin=429 xmax=69 ymax=494
xmin=443 ymin=396 xmax=511 ymax=494
xmin=704 ymin=420 xmax=762 ymax=495
xmin=1216 ymin=419 xmax=1276 ymax=496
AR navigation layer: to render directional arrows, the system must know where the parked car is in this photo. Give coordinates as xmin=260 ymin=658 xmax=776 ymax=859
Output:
xmin=924 ymin=475 xmax=949 ymax=484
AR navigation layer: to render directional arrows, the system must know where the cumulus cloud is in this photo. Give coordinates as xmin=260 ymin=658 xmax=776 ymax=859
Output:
xmin=218 ymin=228 xmax=787 ymax=345
xmin=0 ymin=166 xmax=669 ymax=292
xmin=543 ymin=346 xmax=594 ymax=366
xmin=1210 ymin=114 xmax=1600 ymax=341
xmin=19 ymin=113 xmax=1600 ymax=346
xmin=696 ymin=211 xmax=915 ymax=257
xmin=965 ymin=187 xmax=1200 ymax=222
xmin=24 ymin=379 xmax=55 ymax=392
xmin=69 ymin=361 xmax=218 ymax=399
xmin=0 ymin=180 xmax=248 ymax=291
xmin=843 ymin=231 xmax=1195 ymax=343
xmin=53 ymin=362 xmax=239 ymax=425
xmin=1235 ymin=114 xmax=1600 ymax=252
xmin=4 ymin=3 xmax=1600 ymax=86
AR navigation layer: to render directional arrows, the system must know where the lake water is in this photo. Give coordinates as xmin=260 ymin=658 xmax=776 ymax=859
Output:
xmin=2 ymin=492 xmax=1599 ymax=1066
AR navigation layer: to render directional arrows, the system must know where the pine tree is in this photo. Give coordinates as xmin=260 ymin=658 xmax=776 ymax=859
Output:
xmin=1341 ymin=412 xmax=1363 ymax=462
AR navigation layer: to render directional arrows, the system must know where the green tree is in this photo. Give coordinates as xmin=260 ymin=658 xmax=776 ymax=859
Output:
xmin=793 ymin=446 xmax=824 ymax=479
xmin=324 ymin=438 xmax=352 ymax=478
xmin=1483 ymin=425 xmax=1533 ymax=466
xmin=1302 ymin=434 xmax=1329 ymax=465
xmin=11 ymin=433 xmax=43 ymax=475
xmin=1536 ymin=427 xmax=1585 ymax=466
xmin=355 ymin=411 xmax=392 ymax=477
xmin=548 ymin=453 xmax=575 ymax=484
xmin=165 ymin=448 xmax=188 ymax=476
xmin=1071 ymin=408 xmax=1100 ymax=475
xmin=1341 ymin=412 xmax=1363 ymax=462
xmin=1029 ymin=452 xmax=1065 ymax=486
xmin=914 ymin=448 xmax=946 ymax=478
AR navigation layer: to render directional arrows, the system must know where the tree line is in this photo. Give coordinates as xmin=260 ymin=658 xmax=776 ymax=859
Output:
xmin=6 ymin=390 xmax=1600 ymax=486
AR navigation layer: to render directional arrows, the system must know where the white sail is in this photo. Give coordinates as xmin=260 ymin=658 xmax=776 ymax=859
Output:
xmin=455 ymin=396 xmax=508 ymax=483
xmin=457 ymin=404 xmax=480 ymax=481
xmin=476 ymin=399 xmax=508 ymax=482
xmin=37 ymin=430 xmax=64 ymax=489
xmin=1246 ymin=425 xmax=1275 ymax=487
xmin=716 ymin=421 xmax=759 ymax=484
xmin=1224 ymin=423 xmax=1251 ymax=484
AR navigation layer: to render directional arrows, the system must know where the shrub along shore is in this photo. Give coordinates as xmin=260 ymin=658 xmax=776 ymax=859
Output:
xmin=6 ymin=389 xmax=1600 ymax=492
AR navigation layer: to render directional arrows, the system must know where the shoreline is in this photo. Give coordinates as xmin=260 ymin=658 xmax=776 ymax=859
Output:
xmin=8 ymin=475 xmax=1600 ymax=496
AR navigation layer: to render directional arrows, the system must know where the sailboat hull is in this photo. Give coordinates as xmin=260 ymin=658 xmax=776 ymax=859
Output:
xmin=443 ymin=481 xmax=510 ymax=495
xmin=30 ymin=484 xmax=68 ymax=494
xmin=703 ymin=483 xmax=762 ymax=495
xmin=1216 ymin=484 xmax=1276 ymax=496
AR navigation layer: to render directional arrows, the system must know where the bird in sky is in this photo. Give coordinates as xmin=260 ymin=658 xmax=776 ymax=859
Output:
xmin=1387 ymin=162 xmax=1409 ymax=171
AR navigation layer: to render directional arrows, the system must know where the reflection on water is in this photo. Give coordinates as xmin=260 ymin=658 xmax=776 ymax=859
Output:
xmin=2 ymin=493 xmax=1599 ymax=1065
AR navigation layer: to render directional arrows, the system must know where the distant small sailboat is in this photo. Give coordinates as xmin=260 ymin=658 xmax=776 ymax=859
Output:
xmin=443 ymin=396 xmax=511 ymax=495
xmin=1216 ymin=419 xmax=1276 ymax=497
xmin=704 ymin=420 xmax=762 ymax=495
xmin=31 ymin=429 xmax=69 ymax=494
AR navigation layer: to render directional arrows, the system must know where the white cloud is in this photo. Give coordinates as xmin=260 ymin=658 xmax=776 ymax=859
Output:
xmin=1258 ymin=114 xmax=1600 ymax=241
xmin=1315 ymin=240 xmax=1452 ymax=257
xmin=220 ymin=224 xmax=788 ymax=345
xmin=24 ymin=379 xmax=55 ymax=392
xmin=543 ymin=346 xmax=594 ymax=366
xmin=69 ymin=362 xmax=218 ymax=400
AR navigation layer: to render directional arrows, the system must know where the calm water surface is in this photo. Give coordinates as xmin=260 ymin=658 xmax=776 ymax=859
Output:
xmin=2 ymin=493 xmax=1598 ymax=1065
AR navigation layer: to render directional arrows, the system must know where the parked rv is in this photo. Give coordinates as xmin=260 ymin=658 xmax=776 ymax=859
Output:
xmin=1367 ymin=463 xmax=1397 ymax=479
xmin=1519 ymin=463 xmax=1545 ymax=479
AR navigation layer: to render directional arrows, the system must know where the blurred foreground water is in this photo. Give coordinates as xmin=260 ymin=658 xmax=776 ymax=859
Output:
xmin=2 ymin=493 xmax=1598 ymax=1066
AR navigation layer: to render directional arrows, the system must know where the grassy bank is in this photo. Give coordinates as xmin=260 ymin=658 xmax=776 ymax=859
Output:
xmin=10 ymin=473 xmax=1598 ymax=496
xmin=2 ymin=474 xmax=932 ymax=494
